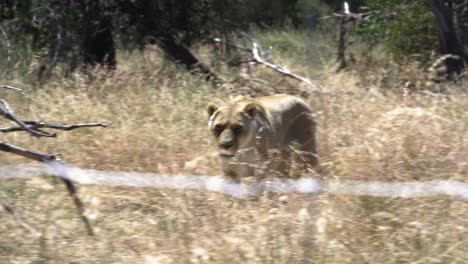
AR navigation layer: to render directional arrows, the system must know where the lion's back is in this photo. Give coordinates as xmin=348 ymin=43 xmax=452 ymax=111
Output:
xmin=255 ymin=94 xmax=314 ymax=146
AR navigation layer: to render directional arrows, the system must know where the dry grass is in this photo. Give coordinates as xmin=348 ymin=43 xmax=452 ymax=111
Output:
xmin=1 ymin=28 xmax=468 ymax=263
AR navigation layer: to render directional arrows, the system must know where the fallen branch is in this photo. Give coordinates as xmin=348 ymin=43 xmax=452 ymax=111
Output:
xmin=213 ymin=33 xmax=322 ymax=93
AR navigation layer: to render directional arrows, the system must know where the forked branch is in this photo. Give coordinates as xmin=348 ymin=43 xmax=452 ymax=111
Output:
xmin=1 ymin=85 xmax=105 ymax=236
xmin=0 ymin=99 xmax=54 ymax=137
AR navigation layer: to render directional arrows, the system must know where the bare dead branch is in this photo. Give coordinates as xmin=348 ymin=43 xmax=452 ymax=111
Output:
xmin=0 ymin=85 xmax=103 ymax=237
xmin=0 ymin=198 xmax=41 ymax=238
xmin=60 ymin=172 xmax=95 ymax=236
xmin=213 ymin=33 xmax=322 ymax=93
xmin=1 ymin=121 xmax=107 ymax=133
xmin=0 ymin=141 xmax=95 ymax=236
xmin=0 ymin=141 xmax=58 ymax=162
xmin=333 ymin=12 xmax=369 ymax=23
xmin=0 ymin=85 xmax=34 ymax=102
xmin=0 ymin=99 xmax=55 ymax=137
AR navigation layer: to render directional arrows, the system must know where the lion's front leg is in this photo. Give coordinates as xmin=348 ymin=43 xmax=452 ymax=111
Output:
xmin=221 ymin=159 xmax=254 ymax=183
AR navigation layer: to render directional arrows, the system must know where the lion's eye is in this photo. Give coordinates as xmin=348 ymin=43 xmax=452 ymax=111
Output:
xmin=232 ymin=125 xmax=243 ymax=134
xmin=214 ymin=124 xmax=225 ymax=134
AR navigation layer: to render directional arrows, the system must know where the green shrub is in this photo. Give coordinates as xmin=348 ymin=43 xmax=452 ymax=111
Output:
xmin=357 ymin=0 xmax=438 ymax=58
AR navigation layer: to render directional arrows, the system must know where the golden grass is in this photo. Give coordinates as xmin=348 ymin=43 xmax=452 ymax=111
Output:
xmin=1 ymin=29 xmax=468 ymax=263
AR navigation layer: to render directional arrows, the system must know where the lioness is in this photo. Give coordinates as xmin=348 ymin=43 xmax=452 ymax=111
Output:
xmin=207 ymin=94 xmax=318 ymax=181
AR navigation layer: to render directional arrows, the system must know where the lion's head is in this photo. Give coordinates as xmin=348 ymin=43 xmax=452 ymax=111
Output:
xmin=207 ymin=97 xmax=266 ymax=159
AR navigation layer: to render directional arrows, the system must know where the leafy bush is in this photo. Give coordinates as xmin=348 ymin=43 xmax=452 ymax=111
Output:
xmin=357 ymin=0 xmax=438 ymax=58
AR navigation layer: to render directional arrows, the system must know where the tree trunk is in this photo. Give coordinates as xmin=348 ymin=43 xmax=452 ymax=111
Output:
xmin=80 ymin=1 xmax=116 ymax=69
xmin=336 ymin=18 xmax=348 ymax=71
xmin=116 ymin=0 xmax=221 ymax=84
xmin=429 ymin=0 xmax=465 ymax=78
xmin=150 ymin=34 xmax=221 ymax=82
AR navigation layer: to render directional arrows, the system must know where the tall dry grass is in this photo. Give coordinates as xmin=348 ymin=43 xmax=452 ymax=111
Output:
xmin=1 ymin=28 xmax=468 ymax=263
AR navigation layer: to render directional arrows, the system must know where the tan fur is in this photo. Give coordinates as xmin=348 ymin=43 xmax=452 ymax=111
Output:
xmin=207 ymin=94 xmax=318 ymax=181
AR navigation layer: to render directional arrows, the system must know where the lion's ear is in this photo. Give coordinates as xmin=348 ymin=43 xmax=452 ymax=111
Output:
xmin=207 ymin=103 xmax=218 ymax=118
xmin=243 ymin=103 xmax=257 ymax=119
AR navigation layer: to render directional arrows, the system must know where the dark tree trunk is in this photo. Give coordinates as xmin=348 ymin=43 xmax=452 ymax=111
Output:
xmin=116 ymin=1 xmax=221 ymax=84
xmin=429 ymin=0 xmax=465 ymax=78
xmin=336 ymin=18 xmax=348 ymax=71
xmin=79 ymin=1 xmax=116 ymax=69
xmin=150 ymin=34 xmax=221 ymax=82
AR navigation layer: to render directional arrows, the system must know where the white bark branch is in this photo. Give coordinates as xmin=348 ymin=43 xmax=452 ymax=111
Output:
xmin=214 ymin=33 xmax=322 ymax=93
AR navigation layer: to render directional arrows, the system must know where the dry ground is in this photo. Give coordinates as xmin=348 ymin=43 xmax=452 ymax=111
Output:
xmin=1 ymin=29 xmax=468 ymax=263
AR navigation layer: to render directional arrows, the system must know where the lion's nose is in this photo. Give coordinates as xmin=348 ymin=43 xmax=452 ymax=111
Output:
xmin=219 ymin=140 xmax=234 ymax=149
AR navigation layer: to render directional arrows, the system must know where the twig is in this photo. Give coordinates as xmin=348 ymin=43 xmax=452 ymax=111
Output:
xmin=0 ymin=198 xmax=41 ymax=237
xmin=0 ymin=85 xmax=34 ymax=102
xmin=59 ymin=171 xmax=95 ymax=236
xmin=0 ymin=99 xmax=55 ymax=137
xmin=0 ymin=121 xmax=107 ymax=133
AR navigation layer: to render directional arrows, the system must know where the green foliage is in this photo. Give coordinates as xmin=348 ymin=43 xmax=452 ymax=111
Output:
xmin=357 ymin=0 xmax=438 ymax=58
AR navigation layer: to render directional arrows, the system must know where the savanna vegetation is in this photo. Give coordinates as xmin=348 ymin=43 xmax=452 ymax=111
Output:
xmin=1 ymin=0 xmax=468 ymax=263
